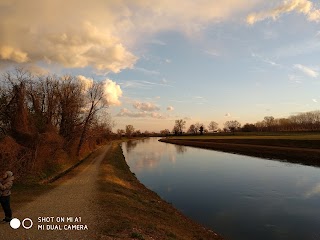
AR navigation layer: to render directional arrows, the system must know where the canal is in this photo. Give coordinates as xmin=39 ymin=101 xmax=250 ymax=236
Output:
xmin=122 ymin=138 xmax=320 ymax=240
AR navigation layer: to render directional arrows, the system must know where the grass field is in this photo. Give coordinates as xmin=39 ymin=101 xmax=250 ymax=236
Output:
xmin=161 ymin=132 xmax=320 ymax=167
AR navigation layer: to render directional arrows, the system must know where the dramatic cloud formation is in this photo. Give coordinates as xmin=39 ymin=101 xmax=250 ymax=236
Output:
xmin=294 ymin=64 xmax=319 ymax=78
xmin=0 ymin=1 xmax=137 ymax=73
xmin=0 ymin=0 xmax=262 ymax=72
xmin=247 ymin=0 xmax=320 ymax=24
xmin=133 ymin=102 xmax=160 ymax=111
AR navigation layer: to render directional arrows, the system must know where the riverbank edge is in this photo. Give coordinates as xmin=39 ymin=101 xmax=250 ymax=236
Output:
xmin=97 ymin=142 xmax=224 ymax=240
xmin=159 ymin=138 xmax=320 ymax=167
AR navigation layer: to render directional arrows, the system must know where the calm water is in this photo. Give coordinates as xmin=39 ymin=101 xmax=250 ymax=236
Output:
xmin=122 ymin=138 xmax=320 ymax=240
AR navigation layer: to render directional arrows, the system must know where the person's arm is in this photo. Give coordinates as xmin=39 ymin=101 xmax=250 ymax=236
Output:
xmin=0 ymin=181 xmax=12 ymax=191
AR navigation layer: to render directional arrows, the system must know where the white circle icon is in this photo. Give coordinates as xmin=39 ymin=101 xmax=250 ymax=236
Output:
xmin=10 ymin=218 xmax=21 ymax=229
xmin=22 ymin=218 xmax=33 ymax=229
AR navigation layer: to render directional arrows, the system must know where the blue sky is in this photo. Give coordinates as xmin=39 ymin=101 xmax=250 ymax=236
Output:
xmin=1 ymin=0 xmax=320 ymax=131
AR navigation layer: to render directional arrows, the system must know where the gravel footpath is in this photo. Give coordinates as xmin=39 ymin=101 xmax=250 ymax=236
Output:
xmin=0 ymin=144 xmax=110 ymax=240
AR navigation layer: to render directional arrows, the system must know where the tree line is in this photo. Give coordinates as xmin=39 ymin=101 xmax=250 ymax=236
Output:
xmin=162 ymin=111 xmax=320 ymax=136
xmin=0 ymin=69 xmax=113 ymax=176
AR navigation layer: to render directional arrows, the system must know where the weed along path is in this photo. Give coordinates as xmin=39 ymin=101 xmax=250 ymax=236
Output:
xmin=0 ymin=144 xmax=111 ymax=240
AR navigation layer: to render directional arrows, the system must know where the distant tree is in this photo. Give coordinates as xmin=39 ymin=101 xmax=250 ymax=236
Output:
xmin=125 ymin=125 xmax=135 ymax=137
xmin=117 ymin=129 xmax=125 ymax=137
xmin=174 ymin=119 xmax=186 ymax=135
xmin=134 ymin=130 xmax=141 ymax=136
xmin=263 ymin=116 xmax=275 ymax=131
xmin=188 ymin=124 xmax=197 ymax=135
xmin=242 ymin=123 xmax=257 ymax=132
xmin=224 ymin=120 xmax=241 ymax=134
xmin=194 ymin=122 xmax=204 ymax=134
xmin=160 ymin=129 xmax=170 ymax=136
xmin=144 ymin=130 xmax=150 ymax=136
xmin=208 ymin=121 xmax=218 ymax=133
xmin=199 ymin=125 xmax=204 ymax=135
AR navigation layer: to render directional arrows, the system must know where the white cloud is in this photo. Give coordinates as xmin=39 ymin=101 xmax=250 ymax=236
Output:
xmin=247 ymin=0 xmax=320 ymax=25
xmin=312 ymin=99 xmax=318 ymax=103
xmin=225 ymin=113 xmax=231 ymax=117
xmin=77 ymin=76 xmax=122 ymax=106
xmin=288 ymin=74 xmax=303 ymax=84
xmin=294 ymin=64 xmax=318 ymax=78
xmin=0 ymin=1 xmax=139 ymax=73
xmin=117 ymin=108 xmax=165 ymax=119
xmin=204 ymin=49 xmax=220 ymax=57
xmin=251 ymin=52 xmax=282 ymax=68
xmin=133 ymin=101 xmax=160 ymax=111
xmin=77 ymin=75 xmax=94 ymax=91
xmin=0 ymin=0 xmax=263 ymax=72
xmin=102 ymin=79 xmax=123 ymax=106
xmin=167 ymin=106 xmax=174 ymax=111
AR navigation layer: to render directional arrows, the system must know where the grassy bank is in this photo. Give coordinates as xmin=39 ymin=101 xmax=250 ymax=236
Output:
xmin=160 ymin=133 xmax=320 ymax=167
xmin=97 ymin=142 xmax=223 ymax=240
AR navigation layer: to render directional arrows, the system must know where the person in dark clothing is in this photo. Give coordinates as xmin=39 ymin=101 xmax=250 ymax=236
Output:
xmin=0 ymin=171 xmax=14 ymax=222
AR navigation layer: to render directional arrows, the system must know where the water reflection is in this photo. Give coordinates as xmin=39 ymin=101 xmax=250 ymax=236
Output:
xmin=305 ymin=183 xmax=320 ymax=198
xmin=122 ymin=138 xmax=320 ymax=240
xmin=125 ymin=140 xmax=138 ymax=153
xmin=175 ymin=145 xmax=187 ymax=154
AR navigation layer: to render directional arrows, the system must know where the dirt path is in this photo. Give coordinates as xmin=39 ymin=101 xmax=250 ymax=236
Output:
xmin=0 ymin=144 xmax=110 ymax=240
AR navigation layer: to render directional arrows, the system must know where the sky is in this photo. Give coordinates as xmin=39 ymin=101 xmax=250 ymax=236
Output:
xmin=1 ymin=0 xmax=320 ymax=132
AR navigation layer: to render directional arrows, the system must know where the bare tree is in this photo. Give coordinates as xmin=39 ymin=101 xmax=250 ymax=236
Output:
xmin=224 ymin=120 xmax=241 ymax=134
xmin=160 ymin=129 xmax=170 ymax=136
xmin=58 ymin=76 xmax=83 ymax=139
xmin=208 ymin=121 xmax=218 ymax=133
xmin=77 ymin=81 xmax=108 ymax=156
xmin=117 ymin=129 xmax=125 ymax=137
xmin=188 ymin=124 xmax=197 ymax=135
xmin=174 ymin=119 xmax=186 ymax=135
xmin=125 ymin=125 xmax=135 ymax=137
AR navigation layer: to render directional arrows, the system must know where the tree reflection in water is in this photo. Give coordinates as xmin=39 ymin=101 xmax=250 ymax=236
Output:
xmin=126 ymin=140 xmax=138 ymax=153
xmin=175 ymin=145 xmax=187 ymax=154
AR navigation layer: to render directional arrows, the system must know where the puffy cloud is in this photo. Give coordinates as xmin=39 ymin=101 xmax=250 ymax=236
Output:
xmin=312 ymin=99 xmax=318 ymax=103
xmin=0 ymin=46 xmax=29 ymax=63
xmin=102 ymin=79 xmax=123 ymax=106
xmin=167 ymin=106 xmax=174 ymax=111
xmin=0 ymin=1 xmax=137 ymax=73
xmin=77 ymin=75 xmax=122 ymax=106
xmin=133 ymin=101 xmax=160 ymax=111
xmin=225 ymin=113 xmax=231 ymax=117
xmin=77 ymin=75 xmax=94 ymax=91
xmin=247 ymin=0 xmax=320 ymax=24
xmin=0 ymin=0 xmax=262 ymax=72
xmin=294 ymin=64 xmax=318 ymax=78
xmin=117 ymin=108 xmax=165 ymax=119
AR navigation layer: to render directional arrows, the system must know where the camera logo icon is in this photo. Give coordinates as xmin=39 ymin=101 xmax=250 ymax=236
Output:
xmin=10 ymin=218 xmax=33 ymax=230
